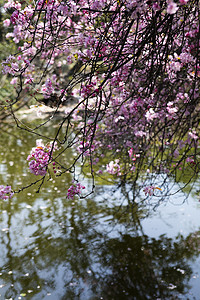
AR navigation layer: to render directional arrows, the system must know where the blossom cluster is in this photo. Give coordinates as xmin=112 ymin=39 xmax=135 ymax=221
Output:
xmin=27 ymin=140 xmax=57 ymax=176
xmin=67 ymin=182 xmax=85 ymax=200
xmin=143 ymin=186 xmax=162 ymax=196
xmin=106 ymin=159 xmax=121 ymax=176
xmin=0 ymin=185 xmax=14 ymax=200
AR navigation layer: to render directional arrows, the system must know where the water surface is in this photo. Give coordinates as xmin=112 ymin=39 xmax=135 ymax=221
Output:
xmin=0 ymin=125 xmax=200 ymax=299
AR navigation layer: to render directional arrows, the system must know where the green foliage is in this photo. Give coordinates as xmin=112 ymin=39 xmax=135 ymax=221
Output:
xmin=0 ymin=74 xmax=16 ymax=106
xmin=0 ymin=2 xmax=17 ymax=105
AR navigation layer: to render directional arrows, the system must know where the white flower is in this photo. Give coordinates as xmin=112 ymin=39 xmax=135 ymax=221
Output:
xmin=145 ymin=108 xmax=158 ymax=122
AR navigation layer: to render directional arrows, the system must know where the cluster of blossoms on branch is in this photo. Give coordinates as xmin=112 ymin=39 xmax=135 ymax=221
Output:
xmin=0 ymin=185 xmax=14 ymax=201
xmin=143 ymin=186 xmax=162 ymax=196
xmin=1 ymin=138 xmax=86 ymax=201
xmin=27 ymin=139 xmax=57 ymax=176
xmin=27 ymin=140 xmax=85 ymax=199
xmin=67 ymin=182 xmax=86 ymax=200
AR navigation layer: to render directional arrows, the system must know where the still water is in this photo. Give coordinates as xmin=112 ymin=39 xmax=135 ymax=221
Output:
xmin=0 ymin=124 xmax=200 ymax=300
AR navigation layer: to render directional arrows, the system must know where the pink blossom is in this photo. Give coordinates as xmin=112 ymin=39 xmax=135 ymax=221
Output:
xmin=0 ymin=185 xmax=14 ymax=200
xmin=143 ymin=186 xmax=162 ymax=196
xmin=130 ymin=165 xmax=136 ymax=172
xmin=41 ymin=78 xmax=55 ymax=98
xmin=106 ymin=160 xmax=121 ymax=176
xmin=167 ymin=1 xmax=179 ymax=14
xmin=10 ymin=10 xmax=19 ymax=25
xmin=169 ymin=61 xmax=182 ymax=72
xmin=173 ymin=149 xmax=179 ymax=158
xmin=4 ymin=0 xmax=14 ymax=9
xmin=67 ymin=182 xmax=85 ymax=200
xmin=91 ymin=0 xmax=105 ymax=10
xmin=152 ymin=3 xmax=161 ymax=11
xmin=3 ymin=19 xmax=10 ymax=27
xmin=143 ymin=186 xmax=155 ymax=196
xmin=135 ymin=131 xmax=147 ymax=137
xmin=145 ymin=108 xmax=157 ymax=122
xmin=186 ymin=157 xmax=195 ymax=163
xmin=27 ymin=140 xmax=57 ymax=176
xmin=128 ymin=148 xmax=134 ymax=158
xmin=188 ymin=131 xmax=198 ymax=140
xmin=167 ymin=105 xmax=178 ymax=115
xmin=10 ymin=77 xmax=18 ymax=85
xmin=179 ymin=0 xmax=189 ymax=4
xmin=179 ymin=52 xmax=193 ymax=64
xmin=2 ymin=55 xmax=19 ymax=75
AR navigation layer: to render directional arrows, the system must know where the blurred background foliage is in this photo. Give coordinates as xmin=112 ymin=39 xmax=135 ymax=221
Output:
xmin=0 ymin=0 xmax=17 ymax=105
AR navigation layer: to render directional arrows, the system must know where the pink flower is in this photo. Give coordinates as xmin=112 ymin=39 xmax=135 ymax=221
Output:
xmin=135 ymin=131 xmax=147 ymax=137
xmin=152 ymin=3 xmax=161 ymax=11
xmin=2 ymin=55 xmax=19 ymax=75
xmin=169 ymin=61 xmax=182 ymax=72
xmin=167 ymin=104 xmax=178 ymax=114
xmin=145 ymin=108 xmax=158 ymax=122
xmin=143 ymin=186 xmax=162 ymax=196
xmin=0 ymin=185 xmax=14 ymax=200
xmin=10 ymin=10 xmax=19 ymax=25
xmin=179 ymin=52 xmax=193 ymax=64
xmin=106 ymin=159 xmax=121 ymax=175
xmin=10 ymin=77 xmax=18 ymax=85
xmin=179 ymin=0 xmax=188 ymax=4
xmin=188 ymin=131 xmax=198 ymax=140
xmin=3 ymin=19 xmax=10 ymax=27
xmin=186 ymin=157 xmax=195 ymax=163
xmin=27 ymin=140 xmax=57 ymax=176
xmin=41 ymin=78 xmax=54 ymax=98
xmin=67 ymin=182 xmax=85 ymax=200
xmin=128 ymin=148 xmax=134 ymax=158
xmin=167 ymin=1 xmax=179 ymax=14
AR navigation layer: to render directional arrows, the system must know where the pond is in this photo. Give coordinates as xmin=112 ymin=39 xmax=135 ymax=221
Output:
xmin=0 ymin=123 xmax=200 ymax=300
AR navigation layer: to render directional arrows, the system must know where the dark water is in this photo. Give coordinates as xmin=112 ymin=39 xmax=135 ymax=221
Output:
xmin=0 ymin=124 xmax=200 ymax=300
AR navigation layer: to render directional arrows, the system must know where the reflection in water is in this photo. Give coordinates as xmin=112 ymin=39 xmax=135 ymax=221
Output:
xmin=1 ymin=195 xmax=200 ymax=300
xmin=0 ymin=127 xmax=200 ymax=299
xmin=99 ymin=234 xmax=197 ymax=300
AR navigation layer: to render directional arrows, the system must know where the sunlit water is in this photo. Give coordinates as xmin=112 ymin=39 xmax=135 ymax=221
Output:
xmin=0 ymin=124 xmax=200 ymax=300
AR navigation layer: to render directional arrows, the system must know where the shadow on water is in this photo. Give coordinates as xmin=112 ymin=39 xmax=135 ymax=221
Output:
xmin=0 ymin=125 xmax=200 ymax=299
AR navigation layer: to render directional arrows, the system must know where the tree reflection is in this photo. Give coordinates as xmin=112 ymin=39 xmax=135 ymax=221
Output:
xmin=0 ymin=192 xmax=200 ymax=299
xmin=0 ymin=128 xmax=200 ymax=299
xmin=98 ymin=233 xmax=198 ymax=300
